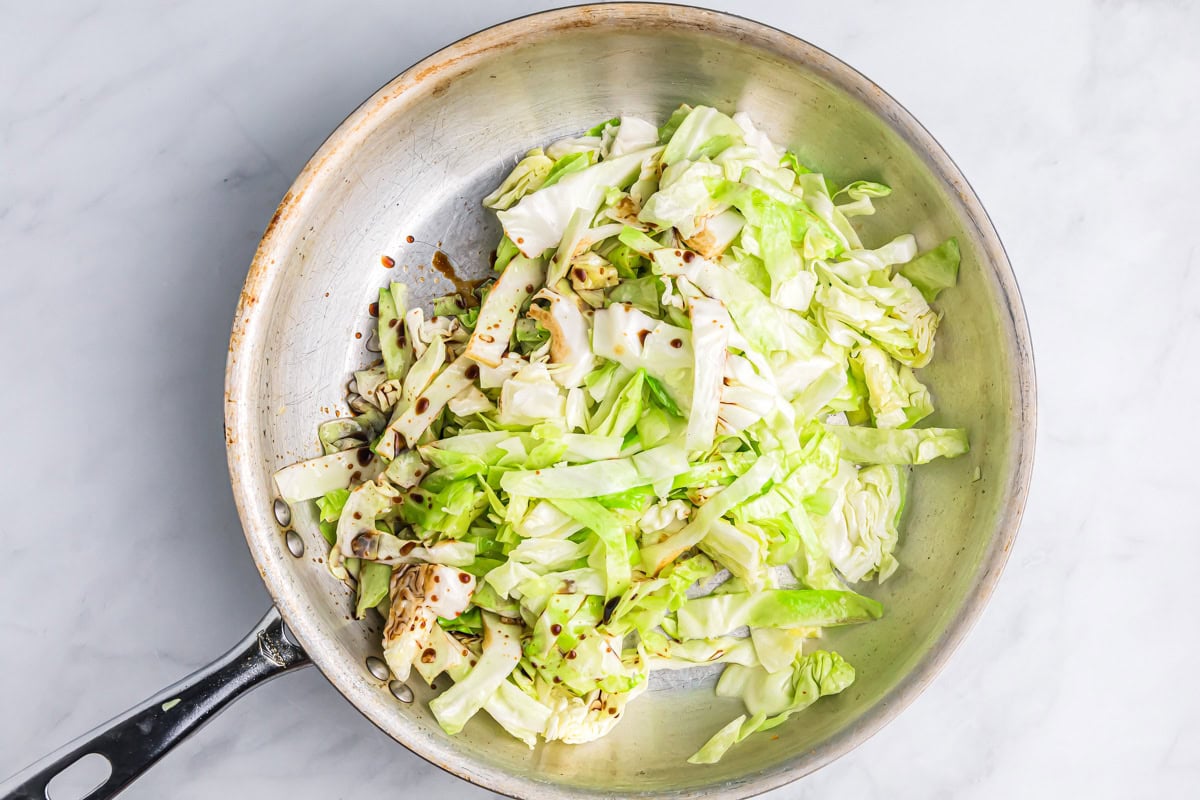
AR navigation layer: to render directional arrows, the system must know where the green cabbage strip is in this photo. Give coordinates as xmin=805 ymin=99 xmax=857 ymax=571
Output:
xmin=675 ymin=589 xmax=883 ymax=638
xmin=826 ymin=425 xmax=968 ymax=465
xmin=689 ymin=651 xmax=856 ymax=763
xmin=640 ymin=454 xmax=777 ymax=574
xmin=499 ymin=444 xmax=689 ymax=499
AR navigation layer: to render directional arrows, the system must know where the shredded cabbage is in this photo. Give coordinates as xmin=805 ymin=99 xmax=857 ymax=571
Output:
xmin=274 ymin=105 xmax=969 ymax=763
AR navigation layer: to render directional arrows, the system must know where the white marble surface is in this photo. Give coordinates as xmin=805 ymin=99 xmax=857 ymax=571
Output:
xmin=2 ymin=1 xmax=1198 ymax=797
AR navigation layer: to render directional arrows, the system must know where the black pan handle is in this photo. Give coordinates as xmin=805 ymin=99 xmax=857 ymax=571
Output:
xmin=0 ymin=607 xmax=310 ymax=800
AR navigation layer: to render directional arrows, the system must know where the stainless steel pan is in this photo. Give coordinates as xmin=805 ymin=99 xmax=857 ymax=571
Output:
xmin=1 ymin=5 xmax=1035 ymax=799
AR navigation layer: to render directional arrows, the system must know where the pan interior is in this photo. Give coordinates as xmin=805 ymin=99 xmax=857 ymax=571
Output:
xmin=225 ymin=7 xmax=1031 ymax=798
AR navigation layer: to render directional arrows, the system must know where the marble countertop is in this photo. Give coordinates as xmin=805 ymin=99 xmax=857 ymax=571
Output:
xmin=2 ymin=1 xmax=1197 ymax=797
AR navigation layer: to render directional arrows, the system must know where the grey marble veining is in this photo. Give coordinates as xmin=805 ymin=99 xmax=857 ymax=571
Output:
xmin=1 ymin=1 xmax=1198 ymax=798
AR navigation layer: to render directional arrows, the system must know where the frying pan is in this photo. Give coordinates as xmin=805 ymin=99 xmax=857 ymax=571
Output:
xmin=0 ymin=4 xmax=1036 ymax=799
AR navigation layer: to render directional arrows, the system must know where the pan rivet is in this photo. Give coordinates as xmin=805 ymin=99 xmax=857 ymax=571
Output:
xmin=389 ymin=680 xmax=414 ymax=703
xmin=365 ymin=331 xmax=382 ymax=352
xmin=365 ymin=656 xmax=390 ymax=681
xmin=285 ymin=530 xmax=304 ymax=558
xmin=273 ymin=498 xmax=292 ymax=527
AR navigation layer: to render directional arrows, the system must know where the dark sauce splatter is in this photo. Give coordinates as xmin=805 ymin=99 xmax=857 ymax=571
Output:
xmin=350 ymin=533 xmax=372 ymax=557
xmin=431 ymin=250 xmax=482 ymax=304
xmin=602 ymin=596 xmax=620 ymax=624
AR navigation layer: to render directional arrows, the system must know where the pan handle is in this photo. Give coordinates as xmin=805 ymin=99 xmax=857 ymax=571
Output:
xmin=0 ymin=607 xmax=310 ymax=800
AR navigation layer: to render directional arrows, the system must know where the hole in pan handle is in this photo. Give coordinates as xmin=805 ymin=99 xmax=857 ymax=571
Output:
xmin=0 ymin=607 xmax=310 ymax=800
